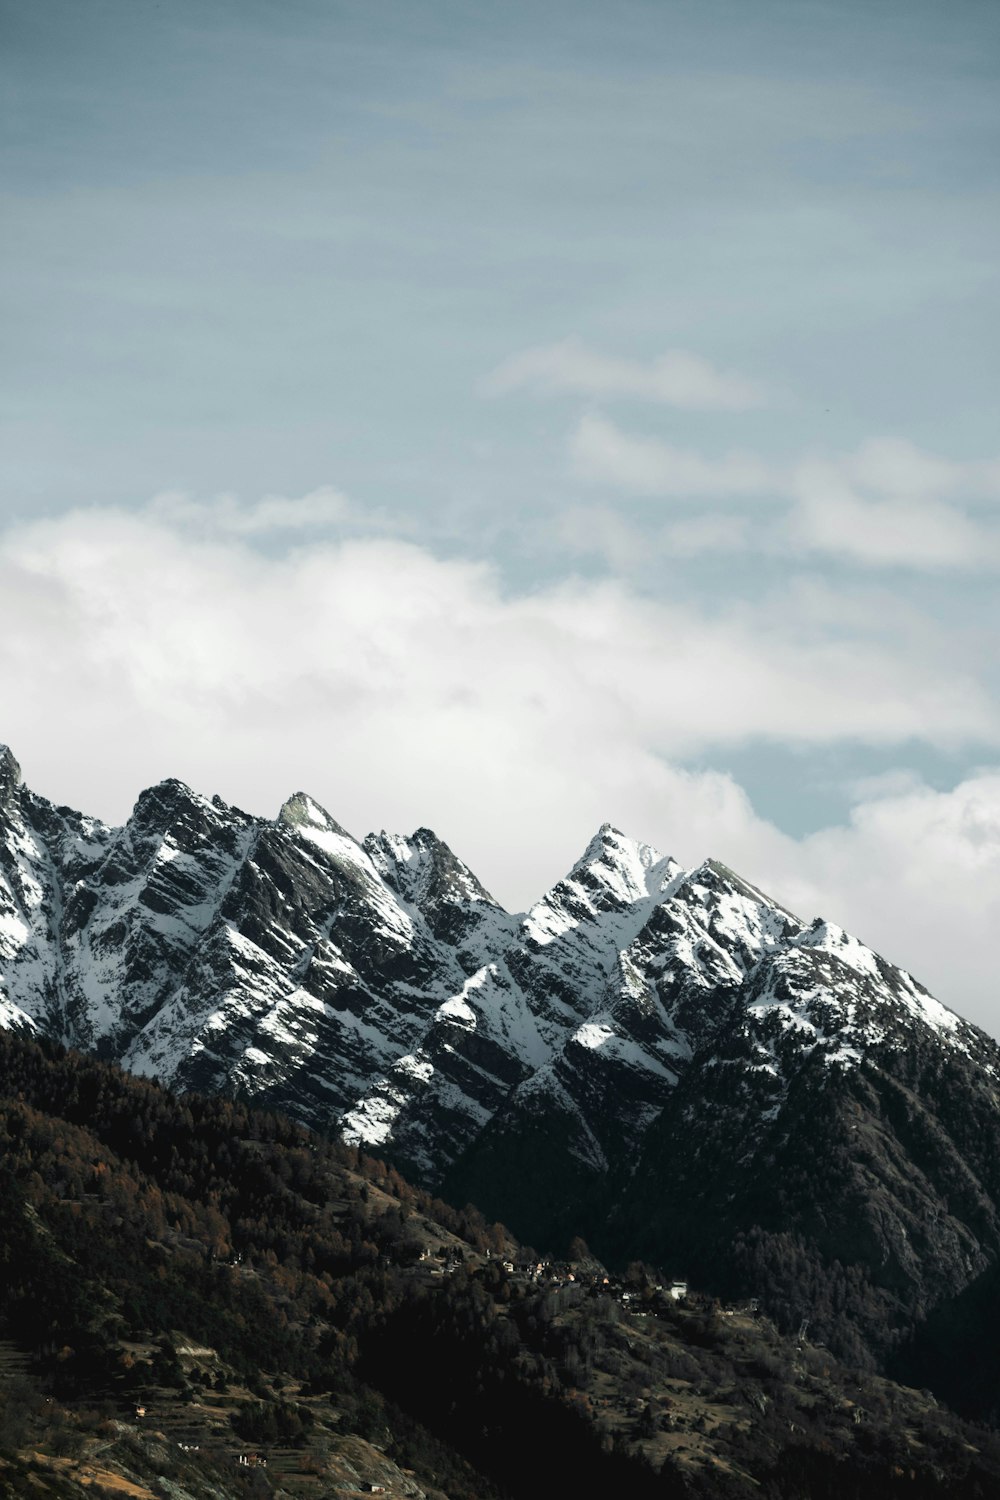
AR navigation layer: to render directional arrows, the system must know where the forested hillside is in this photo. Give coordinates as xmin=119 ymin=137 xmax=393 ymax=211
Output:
xmin=1 ymin=1033 xmax=999 ymax=1499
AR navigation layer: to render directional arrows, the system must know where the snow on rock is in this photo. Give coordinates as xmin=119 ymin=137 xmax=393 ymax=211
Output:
xmin=0 ymin=746 xmax=991 ymax=1194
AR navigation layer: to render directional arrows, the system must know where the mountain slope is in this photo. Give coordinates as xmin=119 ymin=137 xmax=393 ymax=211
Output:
xmin=3 ymin=745 xmax=1000 ymax=1368
xmin=3 ymin=1029 xmax=1000 ymax=1500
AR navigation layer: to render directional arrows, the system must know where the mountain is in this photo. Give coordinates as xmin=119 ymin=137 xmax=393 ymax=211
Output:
xmin=3 ymin=1029 xmax=1000 ymax=1500
xmin=3 ymin=744 xmax=1000 ymax=1366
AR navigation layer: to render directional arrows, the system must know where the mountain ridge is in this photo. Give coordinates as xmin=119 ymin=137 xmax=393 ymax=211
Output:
xmin=3 ymin=745 xmax=999 ymax=1366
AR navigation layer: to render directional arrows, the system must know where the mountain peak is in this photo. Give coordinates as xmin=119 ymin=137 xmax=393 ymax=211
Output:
xmin=130 ymin=777 xmax=215 ymax=830
xmin=278 ymin=791 xmax=352 ymax=839
xmin=567 ymin=823 xmax=679 ymax=904
xmin=577 ymin=822 xmax=665 ymax=869
xmin=0 ymin=744 xmax=23 ymax=804
xmin=365 ymin=826 xmax=501 ymax=911
xmin=689 ymin=856 xmax=800 ymax=921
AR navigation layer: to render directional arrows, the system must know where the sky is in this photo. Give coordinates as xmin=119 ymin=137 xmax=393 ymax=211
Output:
xmin=3 ymin=0 xmax=1000 ymax=1030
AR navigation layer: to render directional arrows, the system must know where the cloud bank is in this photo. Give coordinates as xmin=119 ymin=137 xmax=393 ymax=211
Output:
xmin=3 ymin=496 xmax=1000 ymax=1032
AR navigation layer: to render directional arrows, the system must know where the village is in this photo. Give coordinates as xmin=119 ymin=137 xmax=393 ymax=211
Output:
xmin=415 ymin=1241 xmax=765 ymax=1321
xmin=83 ymin=1248 xmax=772 ymax=1498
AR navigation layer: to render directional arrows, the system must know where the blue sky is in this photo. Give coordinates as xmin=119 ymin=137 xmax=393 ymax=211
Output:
xmin=3 ymin=0 xmax=1000 ymax=1026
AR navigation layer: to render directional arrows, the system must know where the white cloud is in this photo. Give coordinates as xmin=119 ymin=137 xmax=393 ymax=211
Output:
xmin=844 ymin=437 xmax=1000 ymax=502
xmin=569 ymin=415 xmax=1000 ymax=569
xmin=570 ymin=412 xmax=775 ymax=497
xmin=842 ymin=767 xmax=927 ymax=802
xmin=556 ymin=504 xmax=753 ymax=561
xmin=483 ymin=339 xmax=766 ymax=410
xmin=788 ymin=465 xmax=996 ymax=569
xmin=844 ymin=438 xmax=967 ymax=500
xmin=149 ymin=486 xmax=353 ymax=535
xmin=4 ymin=500 xmax=1000 ymax=1032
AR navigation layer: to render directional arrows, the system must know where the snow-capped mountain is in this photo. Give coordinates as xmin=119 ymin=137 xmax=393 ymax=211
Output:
xmin=3 ymin=742 xmax=1000 ymax=1359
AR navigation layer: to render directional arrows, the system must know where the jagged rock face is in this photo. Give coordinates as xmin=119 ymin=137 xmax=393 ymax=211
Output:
xmin=364 ymin=826 xmax=517 ymax=973
xmin=600 ymin=916 xmax=1000 ymax=1363
xmin=2 ymin=745 xmax=1000 ymax=1361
